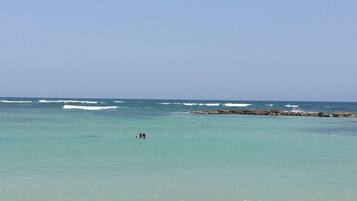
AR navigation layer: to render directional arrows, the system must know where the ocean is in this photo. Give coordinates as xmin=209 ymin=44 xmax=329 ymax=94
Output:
xmin=1 ymin=98 xmax=357 ymax=201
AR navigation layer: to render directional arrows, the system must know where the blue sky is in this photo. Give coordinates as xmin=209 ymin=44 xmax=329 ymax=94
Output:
xmin=1 ymin=1 xmax=356 ymax=101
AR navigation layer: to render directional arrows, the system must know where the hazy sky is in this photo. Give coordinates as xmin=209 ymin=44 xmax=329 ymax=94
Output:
xmin=1 ymin=1 xmax=356 ymax=101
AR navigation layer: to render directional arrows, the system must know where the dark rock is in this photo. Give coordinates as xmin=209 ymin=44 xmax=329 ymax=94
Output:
xmin=207 ymin=110 xmax=220 ymax=114
xmin=191 ymin=109 xmax=357 ymax=118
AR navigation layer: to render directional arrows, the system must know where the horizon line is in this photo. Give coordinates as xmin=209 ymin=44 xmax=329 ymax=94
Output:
xmin=1 ymin=96 xmax=357 ymax=104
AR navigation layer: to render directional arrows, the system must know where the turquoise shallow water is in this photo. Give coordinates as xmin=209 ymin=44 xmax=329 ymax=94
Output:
xmin=1 ymin=98 xmax=357 ymax=201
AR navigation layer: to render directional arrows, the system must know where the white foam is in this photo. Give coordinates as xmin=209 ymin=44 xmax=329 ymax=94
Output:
xmin=224 ymin=103 xmax=252 ymax=107
xmin=159 ymin=102 xmax=171 ymax=105
xmin=267 ymin=104 xmax=274 ymax=107
xmin=114 ymin=100 xmax=123 ymax=103
xmin=162 ymin=102 xmax=220 ymax=106
xmin=285 ymin=104 xmax=299 ymax=108
xmin=171 ymin=111 xmax=190 ymax=114
xmin=182 ymin=103 xmax=198 ymax=106
xmin=291 ymin=108 xmax=304 ymax=113
xmin=0 ymin=100 xmax=32 ymax=103
xmin=39 ymin=100 xmax=98 ymax=104
xmin=63 ymin=105 xmax=118 ymax=111
xmin=198 ymin=103 xmax=220 ymax=106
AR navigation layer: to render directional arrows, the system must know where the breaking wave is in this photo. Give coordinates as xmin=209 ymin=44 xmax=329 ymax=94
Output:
xmin=159 ymin=102 xmax=171 ymax=105
xmin=114 ymin=100 xmax=123 ymax=103
xmin=0 ymin=100 xmax=32 ymax=103
xmin=63 ymin=105 xmax=118 ymax=111
xmin=291 ymin=108 xmax=304 ymax=113
xmin=206 ymin=103 xmax=220 ymax=106
xmin=223 ymin=103 xmax=252 ymax=107
xmin=171 ymin=111 xmax=190 ymax=115
xmin=160 ymin=102 xmax=221 ymax=107
xmin=39 ymin=100 xmax=98 ymax=104
xmin=267 ymin=104 xmax=274 ymax=107
xmin=159 ymin=102 xmax=220 ymax=106
xmin=198 ymin=103 xmax=220 ymax=106
xmin=285 ymin=104 xmax=299 ymax=108
xmin=182 ymin=103 xmax=198 ymax=106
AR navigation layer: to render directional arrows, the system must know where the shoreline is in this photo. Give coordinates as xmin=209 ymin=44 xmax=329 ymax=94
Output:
xmin=191 ymin=109 xmax=357 ymax=118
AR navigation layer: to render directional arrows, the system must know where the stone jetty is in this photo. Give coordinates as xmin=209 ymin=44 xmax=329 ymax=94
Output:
xmin=191 ymin=109 xmax=357 ymax=118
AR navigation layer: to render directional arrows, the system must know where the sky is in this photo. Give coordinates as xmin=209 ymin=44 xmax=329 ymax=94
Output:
xmin=1 ymin=0 xmax=356 ymax=101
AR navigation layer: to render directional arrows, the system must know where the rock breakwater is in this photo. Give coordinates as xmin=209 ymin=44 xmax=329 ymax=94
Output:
xmin=191 ymin=109 xmax=357 ymax=118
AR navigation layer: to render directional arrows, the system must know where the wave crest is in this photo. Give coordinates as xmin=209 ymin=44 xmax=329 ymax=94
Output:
xmin=0 ymin=100 xmax=32 ymax=103
xmin=198 ymin=103 xmax=220 ymax=106
xmin=182 ymin=103 xmax=198 ymax=106
xmin=224 ymin=103 xmax=252 ymax=107
xmin=160 ymin=102 xmax=220 ymax=106
xmin=39 ymin=100 xmax=98 ymax=104
xmin=285 ymin=104 xmax=299 ymax=108
xmin=63 ymin=105 xmax=118 ymax=111
xmin=159 ymin=102 xmax=171 ymax=105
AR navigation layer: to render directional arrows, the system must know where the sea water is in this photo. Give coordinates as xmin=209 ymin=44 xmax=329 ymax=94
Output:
xmin=0 ymin=98 xmax=357 ymax=201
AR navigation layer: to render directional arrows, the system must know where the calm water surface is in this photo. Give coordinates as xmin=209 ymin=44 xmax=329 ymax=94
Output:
xmin=0 ymin=98 xmax=357 ymax=201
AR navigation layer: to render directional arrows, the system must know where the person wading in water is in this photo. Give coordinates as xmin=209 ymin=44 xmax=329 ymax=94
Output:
xmin=136 ymin=133 xmax=147 ymax=139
